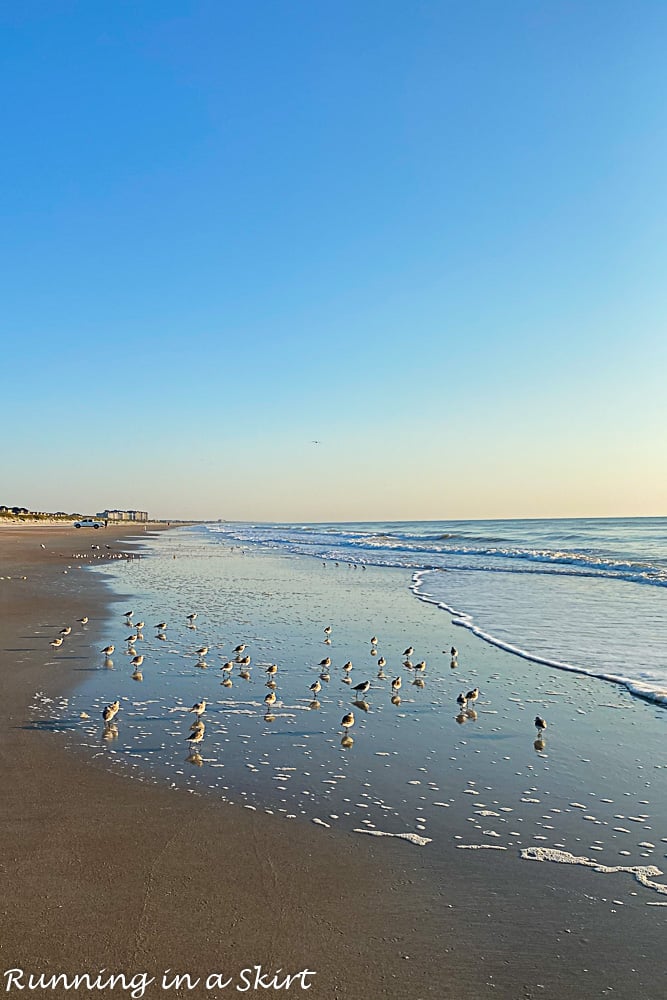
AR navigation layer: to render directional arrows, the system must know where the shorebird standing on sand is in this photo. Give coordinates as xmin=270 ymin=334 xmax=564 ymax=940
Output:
xmin=465 ymin=687 xmax=479 ymax=707
xmin=319 ymin=656 xmax=331 ymax=668
xmin=50 ymin=638 xmax=64 ymax=650
xmin=154 ymin=622 xmax=167 ymax=631
xmin=264 ymin=690 xmax=277 ymax=709
xmin=186 ymin=727 xmax=204 ymax=748
xmin=103 ymin=700 xmax=120 ymax=724
xmin=352 ymin=680 xmax=371 ymax=699
xmin=101 ymin=645 xmax=115 ymax=657
xmin=59 ymin=626 xmax=72 ymax=636
xmin=391 ymin=676 xmax=402 ymax=695
xmin=131 ymin=654 xmax=144 ymax=669
xmin=310 ymin=680 xmax=322 ymax=697
xmin=77 ymin=616 xmax=89 ymax=625
xmin=535 ymin=716 xmax=547 ymax=736
xmin=186 ymin=613 xmax=198 ymax=624
xmin=189 ymin=699 xmax=206 ymax=719
xmin=403 ymin=646 xmax=414 ymax=658
xmin=341 ymin=711 xmax=355 ymax=734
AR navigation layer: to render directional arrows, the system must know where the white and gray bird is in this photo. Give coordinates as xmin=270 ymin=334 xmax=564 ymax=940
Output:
xmin=352 ymin=680 xmax=371 ymax=699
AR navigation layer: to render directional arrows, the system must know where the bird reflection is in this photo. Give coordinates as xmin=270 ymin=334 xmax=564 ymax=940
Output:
xmin=263 ymin=713 xmax=276 ymax=723
xmin=186 ymin=752 xmax=204 ymax=767
xmin=455 ymin=712 xmax=466 ymax=725
xmin=309 ymin=699 xmax=321 ymax=711
xmin=412 ymin=677 xmax=425 ymax=689
xmin=221 ymin=677 xmax=233 ymax=688
xmin=102 ymin=723 xmax=119 ymax=742
xmin=340 ymin=735 xmax=354 ymax=748
xmin=353 ymin=700 xmax=370 ymax=712
xmin=391 ymin=694 xmax=401 ymax=706
xmin=465 ymin=708 xmax=478 ymax=722
xmin=103 ymin=657 xmax=114 ymax=670
xmin=450 ymin=657 xmax=458 ymax=669
xmin=534 ymin=738 xmax=546 ymax=752
xmin=131 ymin=670 xmax=143 ymax=682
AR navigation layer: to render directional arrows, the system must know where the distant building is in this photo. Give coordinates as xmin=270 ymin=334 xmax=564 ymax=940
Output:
xmin=97 ymin=509 xmax=149 ymax=522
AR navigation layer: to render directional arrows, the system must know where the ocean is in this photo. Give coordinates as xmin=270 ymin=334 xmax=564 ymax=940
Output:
xmin=208 ymin=516 xmax=667 ymax=705
xmin=37 ymin=517 xmax=667 ymax=902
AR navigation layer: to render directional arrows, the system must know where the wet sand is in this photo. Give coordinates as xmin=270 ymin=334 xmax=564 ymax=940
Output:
xmin=0 ymin=524 xmax=451 ymax=999
xmin=1 ymin=524 xmax=666 ymax=999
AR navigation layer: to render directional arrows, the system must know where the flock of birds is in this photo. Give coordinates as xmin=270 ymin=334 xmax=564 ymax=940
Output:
xmin=49 ymin=609 xmax=549 ymax=755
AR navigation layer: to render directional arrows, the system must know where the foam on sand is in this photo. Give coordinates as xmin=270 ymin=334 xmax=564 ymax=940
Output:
xmin=520 ymin=846 xmax=667 ymax=896
xmin=354 ymin=829 xmax=432 ymax=847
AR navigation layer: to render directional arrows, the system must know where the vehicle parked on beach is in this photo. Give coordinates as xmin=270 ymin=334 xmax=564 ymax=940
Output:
xmin=74 ymin=519 xmax=103 ymax=529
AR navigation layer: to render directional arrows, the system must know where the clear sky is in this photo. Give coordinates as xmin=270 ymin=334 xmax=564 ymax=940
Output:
xmin=1 ymin=1 xmax=666 ymax=522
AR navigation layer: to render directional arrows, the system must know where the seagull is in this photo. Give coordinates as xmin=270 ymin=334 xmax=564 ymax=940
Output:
xmin=535 ymin=716 xmax=547 ymax=735
xmin=101 ymin=645 xmax=115 ymax=656
xmin=189 ymin=700 xmax=206 ymax=718
xmin=352 ymin=680 xmax=371 ymax=699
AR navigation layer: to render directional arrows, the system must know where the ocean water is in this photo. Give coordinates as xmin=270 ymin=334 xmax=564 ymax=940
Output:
xmin=36 ymin=519 xmax=667 ymax=904
xmin=208 ymin=517 xmax=667 ymax=705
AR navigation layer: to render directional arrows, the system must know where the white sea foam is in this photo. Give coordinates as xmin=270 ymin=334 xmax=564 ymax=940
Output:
xmin=353 ymin=829 xmax=432 ymax=847
xmin=520 ymin=846 xmax=667 ymax=896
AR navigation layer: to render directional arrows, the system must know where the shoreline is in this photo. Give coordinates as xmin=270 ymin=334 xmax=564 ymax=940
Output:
xmin=3 ymin=524 xmax=667 ymax=999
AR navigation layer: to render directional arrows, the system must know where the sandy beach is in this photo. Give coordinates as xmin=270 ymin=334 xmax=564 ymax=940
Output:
xmin=0 ymin=524 xmax=452 ymax=1000
xmin=2 ymin=523 xmax=667 ymax=1000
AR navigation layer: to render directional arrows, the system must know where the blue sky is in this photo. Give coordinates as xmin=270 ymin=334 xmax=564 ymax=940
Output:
xmin=2 ymin=1 xmax=666 ymax=521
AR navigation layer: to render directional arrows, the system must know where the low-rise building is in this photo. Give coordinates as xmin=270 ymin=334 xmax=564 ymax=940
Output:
xmin=97 ymin=509 xmax=149 ymax=522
